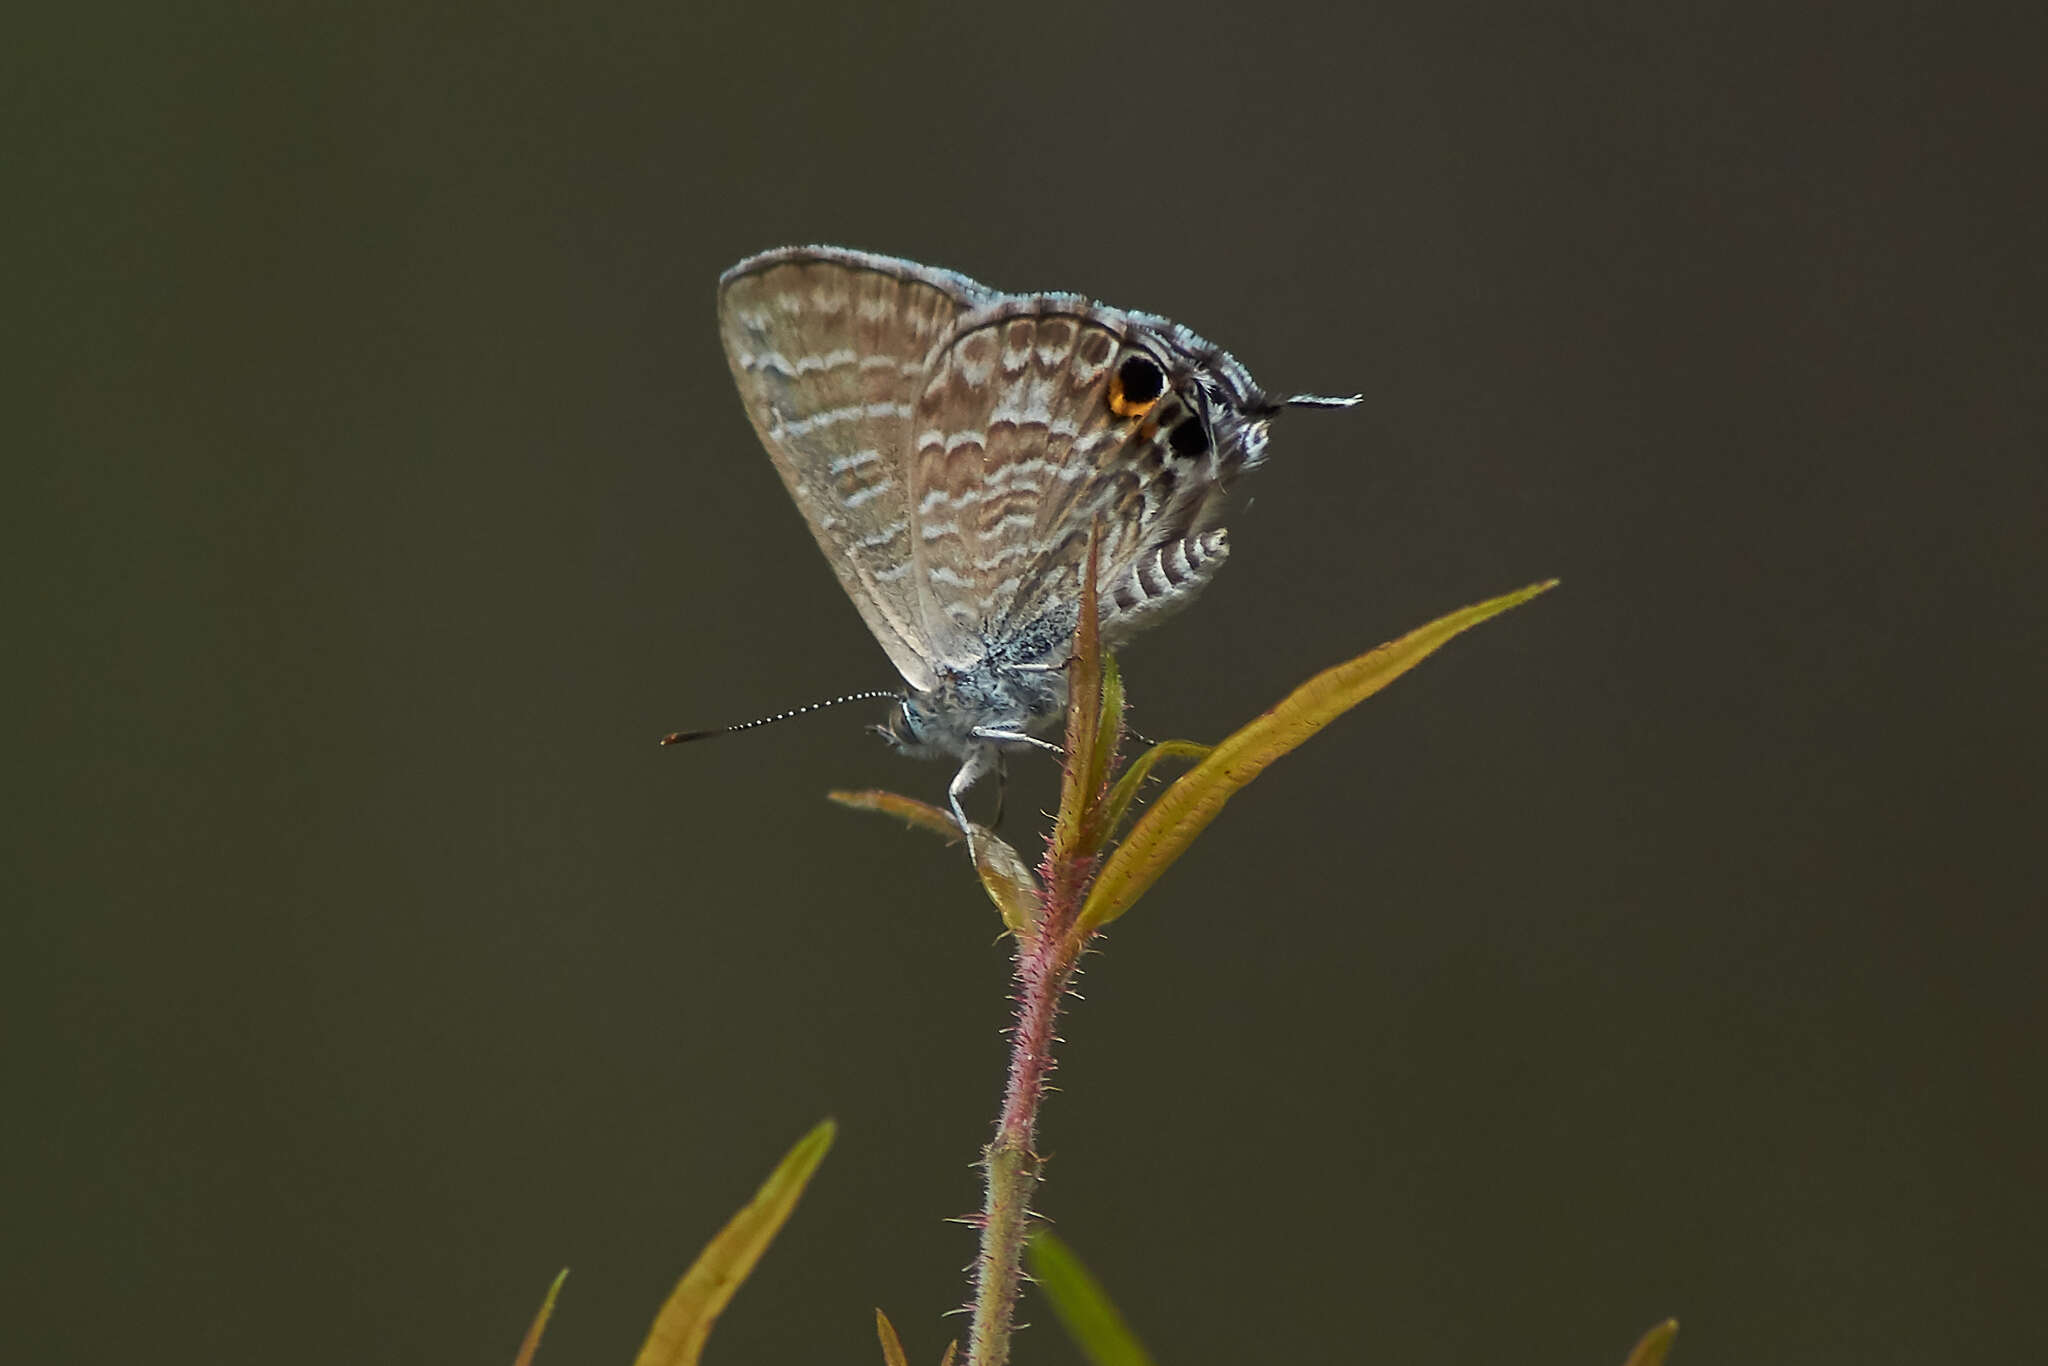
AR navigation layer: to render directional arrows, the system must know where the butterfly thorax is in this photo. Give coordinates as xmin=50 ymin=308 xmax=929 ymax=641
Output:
xmin=877 ymin=616 xmax=1075 ymax=762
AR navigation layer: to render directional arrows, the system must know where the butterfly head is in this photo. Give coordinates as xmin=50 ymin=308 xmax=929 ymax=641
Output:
xmin=873 ymin=661 xmax=1069 ymax=764
xmin=875 ymin=692 xmax=944 ymax=759
xmin=1124 ymin=328 xmax=1361 ymax=493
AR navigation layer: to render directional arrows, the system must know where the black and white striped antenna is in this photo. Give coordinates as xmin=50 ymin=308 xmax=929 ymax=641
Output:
xmin=1248 ymin=390 xmax=1362 ymax=418
xmin=659 ymin=690 xmax=900 ymax=747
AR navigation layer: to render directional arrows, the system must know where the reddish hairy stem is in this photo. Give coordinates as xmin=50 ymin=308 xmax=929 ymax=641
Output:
xmin=966 ymin=873 xmax=1088 ymax=1366
xmin=969 ymin=533 xmax=1108 ymax=1366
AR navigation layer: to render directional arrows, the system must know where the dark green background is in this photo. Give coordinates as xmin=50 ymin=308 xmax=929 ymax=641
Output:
xmin=16 ymin=3 xmax=2043 ymax=1363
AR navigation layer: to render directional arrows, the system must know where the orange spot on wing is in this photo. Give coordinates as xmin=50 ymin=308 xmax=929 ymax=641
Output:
xmin=1107 ymin=371 xmax=1160 ymax=419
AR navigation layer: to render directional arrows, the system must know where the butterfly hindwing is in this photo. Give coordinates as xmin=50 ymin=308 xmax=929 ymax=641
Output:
xmin=905 ymin=297 xmax=1257 ymax=661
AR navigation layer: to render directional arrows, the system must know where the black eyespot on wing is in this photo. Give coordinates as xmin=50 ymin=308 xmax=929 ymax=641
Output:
xmin=1115 ymin=354 xmax=1164 ymax=404
xmin=1167 ymin=415 xmax=1209 ymax=459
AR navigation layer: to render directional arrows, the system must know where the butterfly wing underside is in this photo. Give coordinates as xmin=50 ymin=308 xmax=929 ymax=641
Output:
xmin=908 ymin=300 xmax=1243 ymax=657
xmin=717 ymin=249 xmax=992 ymax=692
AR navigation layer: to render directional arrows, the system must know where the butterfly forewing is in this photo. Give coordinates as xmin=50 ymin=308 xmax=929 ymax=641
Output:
xmin=717 ymin=250 xmax=988 ymax=690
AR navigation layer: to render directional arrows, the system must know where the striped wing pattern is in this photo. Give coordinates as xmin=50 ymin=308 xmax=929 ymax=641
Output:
xmin=719 ymin=247 xmax=1266 ymax=691
xmin=706 ymin=245 xmax=1359 ymax=839
xmin=906 ymin=302 xmax=1239 ymax=657
xmin=717 ymin=251 xmax=989 ymax=691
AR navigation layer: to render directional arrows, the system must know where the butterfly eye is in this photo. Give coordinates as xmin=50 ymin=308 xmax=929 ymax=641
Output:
xmin=1107 ymin=353 xmax=1166 ymax=418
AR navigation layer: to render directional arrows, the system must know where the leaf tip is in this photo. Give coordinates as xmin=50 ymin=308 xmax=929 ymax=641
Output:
xmin=1620 ymin=1317 xmax=1679 ymax=1366
xmin=875 ymin=1307 xmax=910 ymax=1366
xmin=511 ymin=1268 xmax=571 ymax=1366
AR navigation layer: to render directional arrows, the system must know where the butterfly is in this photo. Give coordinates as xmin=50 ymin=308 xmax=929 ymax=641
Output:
xmin=705 ymin=246 xmax=1356 ymax=837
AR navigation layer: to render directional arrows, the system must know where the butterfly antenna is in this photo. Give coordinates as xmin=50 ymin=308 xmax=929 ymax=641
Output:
xmin=659 ymin=689 xmax=900 ymax=746
xmin=1283 ymin=391 xmax=1364 ymax=409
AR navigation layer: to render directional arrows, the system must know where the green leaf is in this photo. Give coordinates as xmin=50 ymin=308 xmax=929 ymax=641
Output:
xmin=968 ymin=830 xmax=1045 ymax=936
xmin=509 ymin=1268 xmax=568 ymax=1366
xmin=631 ymin=1120 xmax=836 ymax=1366
xmin=1620 ymin=1319 xmax=1679 ymax=1366
xmin=829 ymin=789 xmax=1041 ymax=933
xmin=1064 ymin=652 xmax=1128 ymax=856
xmin=1074 ymin=580 xmax=1558 ymax=938
xmin=875 ymin=1308 xmax=910 ymax=1366
xmin=1025 ymin=1231 xmax=1156 ymax=1366
xmin=1052 ymin=527 xmax=1110 ymax=863
xmin=1099 ymin=739 xmax=1212 ymax=841
xmin=1089 ymin=655 xmax=1126 ymax=815
xmin=828 ymin=788 xmax=963 ymax=842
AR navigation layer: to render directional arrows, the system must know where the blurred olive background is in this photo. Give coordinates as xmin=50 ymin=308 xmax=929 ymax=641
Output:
xmin=14 ymin=3 xmax=2043 ymax=1363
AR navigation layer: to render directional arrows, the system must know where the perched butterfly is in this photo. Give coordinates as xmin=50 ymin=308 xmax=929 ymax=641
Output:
xmin=687 ymin=246 xmax=1356 ymax=836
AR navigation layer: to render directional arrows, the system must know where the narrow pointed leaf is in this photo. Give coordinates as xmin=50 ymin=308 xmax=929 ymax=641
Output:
xmin=829 ymin=789 xmax=1040 ymax=931
xmin=632 ymin=1120 xmax=836 ymax=1366
xmin=1052 ymin=526 xmax=1107 ymax=862
xmin=1075 ymin=580 xmax=1557 ymax=937
xmin=1025 ymin=1231 xmax=1157 ymax=1366
xmin=1077 ymin=654 xmax=1126 ymax=851
xmin=1620 ymin=1319 xmax=1679 ymax=1366
xmin=1092 ymin=653 xmax=1124 ymax=799
xmin=970 ymin=830 xmax=1044 ymax=936
xmin=510 ymin=1269 xmax=568 ymax=1366
xmin=829 ymin=789 xmax=962 ymax=842
xmin=875 ymin=1309 xmax=911 ymax=1366
xmin=1100 ymin=739 xmax=1212 ymax=840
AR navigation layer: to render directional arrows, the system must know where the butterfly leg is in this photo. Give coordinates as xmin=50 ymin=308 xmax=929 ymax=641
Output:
xmin=992 ymin=752 xmax=1008 ymax=830
xmin=948 ymin=744 xmax=999 ymax=860
xmin=971 ymin=727 xmax=1064 ymax=758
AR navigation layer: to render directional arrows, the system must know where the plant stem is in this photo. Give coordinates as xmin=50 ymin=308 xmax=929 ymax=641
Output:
xmin=967 ymin=907 xmax=1083 ymax=1366
xmin=969 ymin=551 xmax=1110 ymax=1366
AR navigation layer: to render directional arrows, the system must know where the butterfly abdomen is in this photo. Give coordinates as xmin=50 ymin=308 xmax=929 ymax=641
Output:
xmin=1103 ymin=530 xmax=1231 ymax=644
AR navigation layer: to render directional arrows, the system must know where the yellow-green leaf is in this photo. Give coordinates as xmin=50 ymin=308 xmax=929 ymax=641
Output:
xmin=510 ymin=1269 xmax=568 ymax=1366
xmin=1053 ymin=528 xmax=1109 ymax=862
xmin=969 ymin=827 xmax=1044 ymax=935
xmin=1069 ymin=652 xmax=1127 ymax=853
xmin=1090 ymin=656 xmax=1125 ymax=799
xmin=875 ymin=1309 xmax=910 ymax=1366
xmin=631 ymin=1120 xmax=836 ymax=1366
xmin=1074 ymin=580 xmax=1557 ymax=937
xmin=829 ymin=789 xmax=963 ymax=842
xmin=1025 ymin=1231 xmax=1156 ymax=1366
xmin=1620 ymin=1319 xmax=1679 ymax=1366
xmin=1099 ymin=739 xmax=1212 ymax=840
xmin=829 ymin=789 xmax=1040 ymax=932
